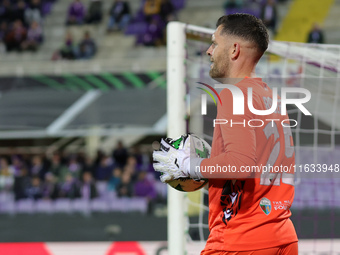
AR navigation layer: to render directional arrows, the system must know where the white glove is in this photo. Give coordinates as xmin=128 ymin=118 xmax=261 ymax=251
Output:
xmin=153 ymin=136 xmax=189 ymax=182
xmin=153 ymin=135 xmax=206 ymax=182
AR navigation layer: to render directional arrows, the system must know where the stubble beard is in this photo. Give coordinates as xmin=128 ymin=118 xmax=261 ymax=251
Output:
xmin=209 ymin=60 xmax=229 ymax=79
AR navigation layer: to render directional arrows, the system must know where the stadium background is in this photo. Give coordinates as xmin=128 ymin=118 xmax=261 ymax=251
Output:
xmin=0 ymin=0 xmax=339 ymax=254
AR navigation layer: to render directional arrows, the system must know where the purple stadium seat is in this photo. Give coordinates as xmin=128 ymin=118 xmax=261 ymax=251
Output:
xmin=110 ymin=198 xmax=130 ymax=212
xmin=335 ymin=187 xmax=340 ymax=207
xmin=291 ymin=185 xmax=303 ymax=209
xmin=154 ymin=181 xmax=167 ymax=198
xmin=128 ymin=197 xmax=148 ymax=213
xmin=0 ymin=200 xmax=15 ymax=214
xmin=96 ymin=181 xmax=108 ymax=198
xmin=243 ymin=8 xmax=260 ymax=18
xmin=105 ymin=190 xmax=118 ymax=201
xmin=125 ymin=22 xmax=148 ymax=36
xmin=225 ymin=7 xmax=242 ymax=15
xmin=135 ymin=33 xmax=145 ymax=45
xmin=16 ymin=199 xmax=35 ymax=213
xmin=0 ymin=192 xmax=13 ymax=203
xmin=134 ymin=9 xmax=147 ymax=23
xmin=171 ymin=0 xmax=185 ymax=10
xmin=72 ymin=199 xmax=90 ymax=214
xmin=90 ymin=198 xmax=110 ymax=212
xmin=42 ymin=2 xmax=53 ymax=16
xmin=108 ymin=197 xmax=148 ymax=213
xmin=225 ymin=7 xmax=260 ymax=18
xmin=54 ymin=198 xmax=72 ymax=213
xmin=36 ymin=199 xmax=53 ymax=213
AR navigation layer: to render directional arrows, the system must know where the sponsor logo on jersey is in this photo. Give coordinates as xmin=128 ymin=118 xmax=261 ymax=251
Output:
xmin=272 ymin=200 xmax=292 ymax=211
xmin=259 ymin=197 xmax=272 ymax=215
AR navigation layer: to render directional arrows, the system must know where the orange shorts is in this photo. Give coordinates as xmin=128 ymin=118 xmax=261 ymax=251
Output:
xmin=200 ymin=242 xmax=298 ymax=255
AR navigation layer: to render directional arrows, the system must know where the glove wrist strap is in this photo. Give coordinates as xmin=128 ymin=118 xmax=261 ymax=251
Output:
xmin=188 ymin=157 xmax=204 ymax=180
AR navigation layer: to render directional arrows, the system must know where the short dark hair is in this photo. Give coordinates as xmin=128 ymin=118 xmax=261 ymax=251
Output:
xmin=216 ymin=14 xmax=269 ymax=54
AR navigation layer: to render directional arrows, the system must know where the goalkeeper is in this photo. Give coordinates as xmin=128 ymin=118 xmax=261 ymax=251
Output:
xmin=154 ymin=14 xmax=298 ymax=255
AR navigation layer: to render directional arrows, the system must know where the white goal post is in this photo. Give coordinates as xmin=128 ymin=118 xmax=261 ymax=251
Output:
xmin=167 ymin=21 xmax=216 ymax=255
xmin=167 ymin=22 xmax=188 ymax=255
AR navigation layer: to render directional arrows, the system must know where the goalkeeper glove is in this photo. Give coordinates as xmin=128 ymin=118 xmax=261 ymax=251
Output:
xmin=153 ymin=134 xmax=205 ymax=182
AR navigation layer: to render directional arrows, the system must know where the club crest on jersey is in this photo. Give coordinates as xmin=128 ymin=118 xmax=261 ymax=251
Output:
xmin=259 ymin=197 xmax=271 ymax=215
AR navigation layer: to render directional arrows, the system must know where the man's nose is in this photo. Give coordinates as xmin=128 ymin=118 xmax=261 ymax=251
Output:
xmin=206 ymin=45 xmax=212 ymax=56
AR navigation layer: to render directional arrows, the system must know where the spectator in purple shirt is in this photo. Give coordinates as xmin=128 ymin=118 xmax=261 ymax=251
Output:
xmin=66 ymin=0 xmax=86 ymax=25
xmin=134 ymin=171 xmax=156 ymax=213
xmin=142 ymin=17 xmax=164 ymax=46
xmin=42 ymin=172 xmax=58 ymax=200
xmin=21 ymin=20 xmax=43 ymax=51
xmin=58 ymin=173 xmax=80 ymax=199
xmin=11 ymin=155 xmax=26 ymax=177
xmin=80 ymin=172 xmax=97 ymax=200
xmin=134 ymin=171 xmax=156 ymax=200
xmin=95 ymin=155 xmax=114 ymax=181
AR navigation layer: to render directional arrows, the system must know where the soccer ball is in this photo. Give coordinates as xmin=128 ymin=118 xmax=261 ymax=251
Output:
xmin=165 ymin=134 xmax=210 ymax=192
xmin=167 ymin=178 xmax=208 ymax=192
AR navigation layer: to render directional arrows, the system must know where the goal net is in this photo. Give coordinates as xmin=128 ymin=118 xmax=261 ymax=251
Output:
xmin=167 ymin=22 xmax=340 ymax=255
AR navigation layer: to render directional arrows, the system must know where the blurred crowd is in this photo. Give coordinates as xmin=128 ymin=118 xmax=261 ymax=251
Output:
xmin=223 ymin=0 xmax=283 ymax=35
xmin=52 ymin=0 xmax=179 ymax=60
xmin=52 ymin=30 xmax=97 ymax=60
xmin=131 ymin=0 xmax=177 ymax=47
xmin=1 ymin=0 xmax=322 ymax=59
xmin=224 ymin=0 xmax=325 ymax=43
xmin=62 ymin=0 xmax=178 ymax=48
xmin=0 ymin=141 xmax=162 ymax=210
xmin=0 ymin=0 xmax=180 ymax=57
xmin=0 ymin=0 xmax=56 ymax=52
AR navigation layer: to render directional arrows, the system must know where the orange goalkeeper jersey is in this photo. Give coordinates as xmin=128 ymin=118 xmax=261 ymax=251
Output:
xmin=200 ymin=78 xmax=298 ymax=251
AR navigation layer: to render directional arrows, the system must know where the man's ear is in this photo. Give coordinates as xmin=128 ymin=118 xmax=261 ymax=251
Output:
xmin=231 ymin=43 xmax=240 ymax=60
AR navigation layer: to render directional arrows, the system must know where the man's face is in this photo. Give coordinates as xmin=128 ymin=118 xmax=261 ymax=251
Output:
xmin=206 ymin=25 xmax=231 ymax=79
